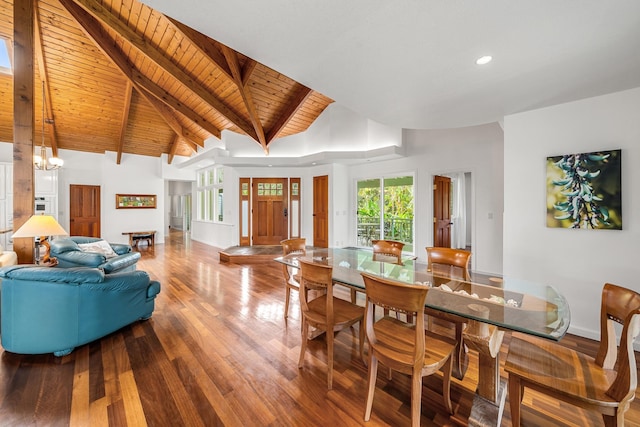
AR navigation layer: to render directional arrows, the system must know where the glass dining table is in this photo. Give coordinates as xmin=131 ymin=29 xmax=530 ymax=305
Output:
xmin=275 ymin=247 xmax=571 ymax=426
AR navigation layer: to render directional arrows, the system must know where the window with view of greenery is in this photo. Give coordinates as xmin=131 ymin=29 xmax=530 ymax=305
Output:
xmin=196 ymin=166 xmax=224 ymax=222
xmin=357 ymin=175 xmax=414 ymax=252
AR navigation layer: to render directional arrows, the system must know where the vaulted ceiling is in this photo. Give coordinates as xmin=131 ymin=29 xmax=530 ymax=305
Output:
xmin=0 ymin=0 xmax=333 ymax=163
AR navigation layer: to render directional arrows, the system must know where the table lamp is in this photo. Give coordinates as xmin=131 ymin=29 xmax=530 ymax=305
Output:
xmin=12 ymin=213 xmax=69 ymax=264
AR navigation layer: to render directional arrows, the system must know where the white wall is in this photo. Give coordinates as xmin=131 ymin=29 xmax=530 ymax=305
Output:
xmin=504 ymin=87 xmax=640 ymax=341
xmin=200 ymin=122 xmax=504 ymax=275
xmin=0 ymin=145 xmax=193 ymax=247
xmin=342 ymin=123 xmax=504 ymax=273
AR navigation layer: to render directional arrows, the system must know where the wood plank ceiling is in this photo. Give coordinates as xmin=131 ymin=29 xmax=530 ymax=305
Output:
xmin=0 ymin=0 xmax=333 ymax=163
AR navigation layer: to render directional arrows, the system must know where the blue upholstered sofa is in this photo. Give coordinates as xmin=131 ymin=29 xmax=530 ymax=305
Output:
xmin=0 ymin=265 xmax=160 ymax=356
xmin=49 ymin=236 xmax=141 ymax=273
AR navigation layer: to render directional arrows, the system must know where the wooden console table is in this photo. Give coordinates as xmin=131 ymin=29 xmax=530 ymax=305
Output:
xmin=122 ymin=230 xmax=156 ymax=248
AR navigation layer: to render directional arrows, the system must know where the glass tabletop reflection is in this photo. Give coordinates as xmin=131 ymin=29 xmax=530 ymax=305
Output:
xmin=275 ymin=247 xmax=570 ymax=340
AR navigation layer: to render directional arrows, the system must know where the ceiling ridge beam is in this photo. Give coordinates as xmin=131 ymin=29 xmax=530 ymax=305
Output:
xmin=220 ymin=45 xmax=267 ymax=153
xmin=65 ymin=0 xmax=258 ymax=141
xmin=266 ymin=86 xmax=312 ymax=144
xmin=58 ymin=0 xmax=222 ymax=142
xmin=116 ymin=81 xmax=132 ymax=164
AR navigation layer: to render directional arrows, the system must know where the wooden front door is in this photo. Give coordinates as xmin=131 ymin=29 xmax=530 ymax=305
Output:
xmin=433 ymin=175 xmax=452 ymax=247
xmin=69 ymin=184 xmax=101 ymax=237
xmin=252 ymin=178 xmax=288 ymax=245
xmin=313 ymin=175 xmax=329 ymax=248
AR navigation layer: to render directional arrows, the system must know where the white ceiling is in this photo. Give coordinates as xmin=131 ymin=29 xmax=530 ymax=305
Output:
xmin=143 ymin=0 xmax=640 ymax=130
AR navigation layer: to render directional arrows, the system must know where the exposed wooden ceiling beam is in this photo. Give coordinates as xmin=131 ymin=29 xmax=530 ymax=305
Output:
xmin=220 ymin=45 xmax=267 ymax=153
xmin=241 ymin=59 xmax=257 ymax=87
xmin=169 ymin=18 xmax=269 ymax=152
xmin=167 ymin=134 xmax=180 ymax=165
xmin=166 ymin=17 xmax=233 ymax=81
xmin=266 ymin=86 xmax=313 ymax=144
xmin=33 ymin=1 xmax=58 ymax=156
xmin=58 ymin=0 xmax=222 ymax=140
xmin=116 ymin=81 xmax=132 ymax=164
xmin=66 ymin=0 xmax=258 ymax=141
xmin=134 ymin=82 xmax=204 ymax=149
xmin=168 ymin=21 xmax=309 ymax=148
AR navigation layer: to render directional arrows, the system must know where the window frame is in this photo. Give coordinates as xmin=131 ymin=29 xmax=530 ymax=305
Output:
xmin=355 ymin=172 xmax=415 ymax=253
xmin=196 ymin=166 xmax=224 ymax=223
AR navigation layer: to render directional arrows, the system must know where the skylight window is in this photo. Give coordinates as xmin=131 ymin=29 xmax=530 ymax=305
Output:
xmin=0 ymin=38 xmax=12 ymax=75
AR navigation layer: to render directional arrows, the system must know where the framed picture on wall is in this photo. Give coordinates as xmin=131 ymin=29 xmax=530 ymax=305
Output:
xmin=546 ymin=149 xmax=621 ymax=229
xmin=116 ymin=194 xmax=157 ymax=209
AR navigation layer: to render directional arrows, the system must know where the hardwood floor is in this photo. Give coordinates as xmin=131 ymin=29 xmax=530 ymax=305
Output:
xmin=1 ymin=230 xmax=639 ymax=426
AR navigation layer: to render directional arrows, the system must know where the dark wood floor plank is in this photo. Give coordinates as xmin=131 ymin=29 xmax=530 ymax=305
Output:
xmin=1 ymin=230 xmax=639 ymax=426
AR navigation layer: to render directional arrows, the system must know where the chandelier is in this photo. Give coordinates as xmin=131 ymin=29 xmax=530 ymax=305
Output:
xmin=34 ymin=81 xmax=63 ymax=170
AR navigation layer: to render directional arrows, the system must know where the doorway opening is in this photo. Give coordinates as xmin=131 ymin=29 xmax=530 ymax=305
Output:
xmin=433 ymin=172 xmax=472 ymax=252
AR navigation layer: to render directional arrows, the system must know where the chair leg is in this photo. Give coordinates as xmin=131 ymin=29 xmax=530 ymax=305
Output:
xmin=350 ymin=288 xmax=357 ymax=303
xmin=441 ymin=355 xmax=453 ymax=414
xmin=359 ymin=320 xmax=366 ymax=364
xmin=602 ymin=413 xmax=621 ymax=427
xmin=411 ymin=370 xmax=423 ymax=427
xmin=508 ymin=375 xmax=523 ymax=427
xmin=327 ymin=329 xmax=334 ymax=390
xmin=298 ymin=319 xmax=308 ymax=369
xmin=364 ymin=355 xmax=378 ymax=421
xmin=284 ymin=286 xmax=291 ymax=319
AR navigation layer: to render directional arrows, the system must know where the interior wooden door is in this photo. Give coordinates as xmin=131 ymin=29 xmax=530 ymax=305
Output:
xmin=433 ymin=175 xmax=452 ymax=247
xmin=69 ymin=184 xmax=101 ymax=237
xmin=251 ymin=178 xmax=288 ymax=245
xmin=313 ymin=175 xmax=329 ymax=248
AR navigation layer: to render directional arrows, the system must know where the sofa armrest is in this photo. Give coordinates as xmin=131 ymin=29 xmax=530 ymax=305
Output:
xmin=147 ymin=280 xmax=161 ymax=298
xmin=101 ymin=252 xmax=141 ymax=274
xmin=110 ymin=243 xmax=132 ymax=255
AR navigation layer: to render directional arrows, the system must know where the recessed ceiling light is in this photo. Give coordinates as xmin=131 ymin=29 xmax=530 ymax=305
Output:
xmin=476 ymin=55 xmax=492 ymax=65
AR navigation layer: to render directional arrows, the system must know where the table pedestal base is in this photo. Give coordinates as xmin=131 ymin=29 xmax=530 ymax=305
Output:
xmin=468 ymin=378 xmax=507 ymax=427
xmin=450 ymin=378 xmax=507 ymax=427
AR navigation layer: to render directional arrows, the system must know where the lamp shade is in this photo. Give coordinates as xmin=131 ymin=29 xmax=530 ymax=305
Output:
xmin=12 ymin=214 xmax=69 ymax=238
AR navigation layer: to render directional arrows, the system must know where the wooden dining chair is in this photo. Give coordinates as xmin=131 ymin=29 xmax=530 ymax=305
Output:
xmin=372 ymin=239 xmax=405 ymax=265
xmin=361 ymin=272 xmax=455 ymax=426
xmin=280 ymin=238 xmax=306 ymax=319
xmin=298 ymin=258 xmax=365 ymax=390
xmin=424 ymin=247 xmax=473 ymax=379
xmin=349 ymin=239 xmax=406 ymax=304
xmin=425 ymin=246 xmax=471 ymax=281
xmin=505 ymin=283 xmax=640 ymax=427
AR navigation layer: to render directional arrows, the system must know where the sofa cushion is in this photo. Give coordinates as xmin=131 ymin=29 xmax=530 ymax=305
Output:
xmin=78 ymin=240 xmax=118 ymax=258
xmin=50 ymin=238 xmax=81 ymax=254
